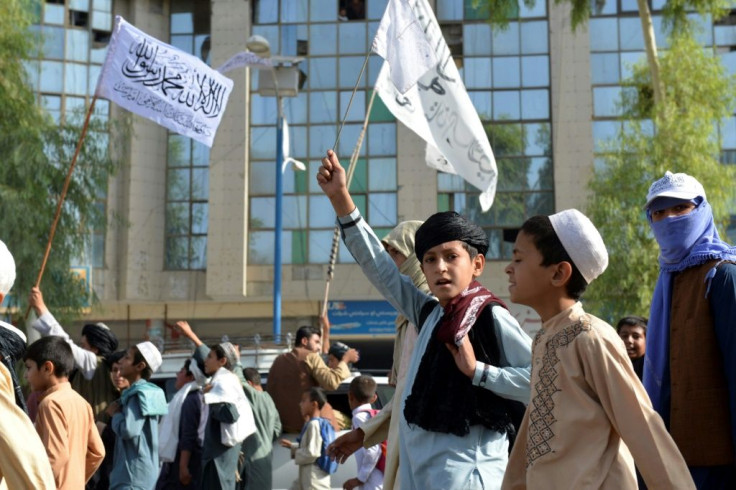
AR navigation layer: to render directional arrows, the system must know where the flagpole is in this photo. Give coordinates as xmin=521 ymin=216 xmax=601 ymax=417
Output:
xmin=331 ymin=53 xmax=371 ymax=153
xmin=320 ymin=87 xmax=378 ymax=323
xmin=25 ymin=95 xmax=98 ymax=319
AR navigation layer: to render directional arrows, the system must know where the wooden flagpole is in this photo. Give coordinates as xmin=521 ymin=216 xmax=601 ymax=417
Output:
xmin=25 ymin=95 xmax=99 ymax=319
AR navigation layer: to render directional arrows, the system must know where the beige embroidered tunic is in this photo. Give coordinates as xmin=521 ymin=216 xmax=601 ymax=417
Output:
xmin=502 ymin=302 xmax=693 ymax=490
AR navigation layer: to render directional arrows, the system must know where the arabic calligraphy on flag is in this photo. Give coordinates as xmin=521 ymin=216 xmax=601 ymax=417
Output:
xmin=374 ymin=0 xmax=498 ymax=211
xmin=95 ymin=16 xmax=233 ymax=147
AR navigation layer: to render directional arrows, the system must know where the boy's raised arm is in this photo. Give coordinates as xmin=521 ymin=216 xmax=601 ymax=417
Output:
xmin=317 ymin=150 xmax=356 ymax=217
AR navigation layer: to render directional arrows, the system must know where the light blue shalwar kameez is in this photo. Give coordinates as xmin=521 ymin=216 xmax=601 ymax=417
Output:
xmin=338 ymin=209 xmax=532 ymax=490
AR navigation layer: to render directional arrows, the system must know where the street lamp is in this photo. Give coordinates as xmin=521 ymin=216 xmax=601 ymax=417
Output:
xmin=246 ymin=35 xmax=305 ymax=344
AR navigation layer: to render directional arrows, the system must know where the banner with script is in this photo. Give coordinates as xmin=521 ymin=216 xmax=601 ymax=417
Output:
xmin=95 ymin=16 xmax=233 ymax=147
xmin=374 ymin=0 xmax=497 ymax=211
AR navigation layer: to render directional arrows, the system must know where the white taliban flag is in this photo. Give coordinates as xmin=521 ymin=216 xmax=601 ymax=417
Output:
xmin=372 ymin=0 xmax=437 ymax=94
xmin=281 ymin=118 xmax=306 ymax=172
xmin=95 ymin=16 xmax=234 ymax=147
xmin=374 ymin=0 xmax=497 ymax=211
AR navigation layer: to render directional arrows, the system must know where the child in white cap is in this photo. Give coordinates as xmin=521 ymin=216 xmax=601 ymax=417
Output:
xmin=501 ymin=210 xmax=694 ymax=489
xmin=108 ymin=341 xmax=168 ymax=490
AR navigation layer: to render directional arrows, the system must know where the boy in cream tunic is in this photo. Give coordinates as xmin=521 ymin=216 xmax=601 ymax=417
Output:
xmin=501 ymin=210 xmax=693 ymax=489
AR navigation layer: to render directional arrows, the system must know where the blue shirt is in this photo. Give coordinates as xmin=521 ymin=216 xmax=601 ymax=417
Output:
xmin=339 ymin=208 xmax=532 ymax=489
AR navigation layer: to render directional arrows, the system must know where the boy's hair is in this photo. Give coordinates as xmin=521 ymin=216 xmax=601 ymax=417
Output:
xmin=182 ymin=359 xmax=194 ymax=376
xmin=209 ymin=344 xmax=234 ymax=370
xmin=24 ymin=336 xmax=74 ymax=378
xmin=0 ymin=240 xmax=16 ymax=296
xmin=460 ymin=242 xmax=479 ymax=259
xmin=306 ymin=387 xmax=327 ymax=410
xmin=520 ymin=215 xmax=588 ymax=300
xmin=295 ymin=326 xmax=321 ymax=347
xmin=349 ymin=375 xmax=377 ymax=404
xmin=131 ymin=345 xmax=154 ymax=380
xmin=243 ymin=367 xmax=261 ymax=385
xmin=616 ymin=316 xmax=648 ymax=334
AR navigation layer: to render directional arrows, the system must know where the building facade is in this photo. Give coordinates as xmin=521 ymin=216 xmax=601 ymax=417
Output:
xmin=28 ymin=0 xmax=736 ymax=346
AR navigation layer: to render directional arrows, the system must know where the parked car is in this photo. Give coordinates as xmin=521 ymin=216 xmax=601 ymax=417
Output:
xmin=271 ymin=374 xmax=394 ymax=490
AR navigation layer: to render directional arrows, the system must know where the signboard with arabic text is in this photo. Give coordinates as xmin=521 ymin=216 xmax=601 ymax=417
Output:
xmin=327 ymin=300 xmax=398 ymax=337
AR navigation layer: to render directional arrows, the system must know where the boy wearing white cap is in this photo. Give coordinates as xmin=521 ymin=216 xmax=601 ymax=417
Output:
xmin=108 ymin=341 xmax=168 ymax=490
xmin=501 ymin=210 xmax=694 ymax=489
xmin=643 ymin=171 xmax=736 ymax=488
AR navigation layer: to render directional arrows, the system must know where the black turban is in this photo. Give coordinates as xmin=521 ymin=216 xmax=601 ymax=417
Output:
xmin=82 ymin=323 xmax=118 ymax=356
xmin=0 ymin=322 xmax=27 ymax=413
xmin=414 ymin=211 xmax=489 ymax=262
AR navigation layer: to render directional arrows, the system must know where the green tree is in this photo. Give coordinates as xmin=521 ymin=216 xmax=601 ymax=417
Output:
xmin=470 ymin=0 xmax=735 ymax=319
xmin=585 ymin=31 xmax=736 ymax=320
xmin=0 ymin=0 xmax=125 ymax=324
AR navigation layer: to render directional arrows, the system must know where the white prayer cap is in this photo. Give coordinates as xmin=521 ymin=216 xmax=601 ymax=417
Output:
xmin=0 ymin=240 xmax=16 ymax=297
xmin=645 ymin=171 xmax=705 ymax=209
xmin=549 ymin=209 xmax=609 ymax=284
xmin=0 ymin=321 xmax=26 ymax=344
xmin=136 ymin=341 xmax=162 ymax=373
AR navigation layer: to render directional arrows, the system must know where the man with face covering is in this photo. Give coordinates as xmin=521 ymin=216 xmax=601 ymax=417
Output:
xmin=643 ymin=171 xmax=736 ymax=489
xmin=29 ymin=287 xmax=120 ymax=424
xmin=0 ymin=240 xmax=56 ymax=489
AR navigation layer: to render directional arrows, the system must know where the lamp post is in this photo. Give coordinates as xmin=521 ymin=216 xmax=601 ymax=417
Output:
xmin=246 ymin=36 xmax=303 ymax=344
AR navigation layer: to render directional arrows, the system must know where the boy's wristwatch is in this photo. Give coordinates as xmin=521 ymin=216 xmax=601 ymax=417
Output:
xmin=478 ymin=363 xmax=490 ymax=387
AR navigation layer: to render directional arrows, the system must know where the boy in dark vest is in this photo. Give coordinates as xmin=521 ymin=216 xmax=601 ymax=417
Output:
xmin=643 ymin=171 xmax=736 ymax=488
xmin=318 ymin=149 xmax=532 ymax=489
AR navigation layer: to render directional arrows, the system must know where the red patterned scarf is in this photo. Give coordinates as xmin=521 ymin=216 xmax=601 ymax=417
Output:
xmin=436 ymin=280 xmax=507 ymax=345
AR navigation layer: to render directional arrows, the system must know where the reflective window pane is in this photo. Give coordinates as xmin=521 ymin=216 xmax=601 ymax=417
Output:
xmin=309 ymin=195 xmax=336 ymax=228
xmin=249 ymin=231 xmax=274 ymax=264
xmin=590 ymin=53 xmax=620 ymax=84
xmin=42 ymin=26 xmax=65 ymax=59
xmin=620 ymin=18 xmax=644 ymax=51
xmin=369 ymin=158 xmax=396 ymax=191
xmin=589 ymin=18 xmax=618 ymax=52
xmin=66 ymin=29 xmax=89 ymax=62
xmin=493 ymin=91 xmax=521 ymax=120
xmin=309 ymin=124 xmax=337 ymax=158
xmin=521 ymin=89 xmax=549 ymax=119
xmin=465 ymin=58 xmax=492 ymax=88
xmin=308 ymin=57 xmax=337 ymax=89
xmin=594 ymin=86 xmax=624 ymax=118
xmin=493 ymin=57 xmax=520 ymax=88
xmin=169 ymin=134 xmax=192 ymax=167
xmin=191 ymin=168 xmax=209 ymax=200
xmin=492 ymin=22 xmax=519 ymax=55
xmin=469 ymin=91 xmax=492 ymax=120
xmin=520 ymin=21 xmax=548 ymax=54
xmin=521 ymin=55 xmax=549 ymax=87
xmin=310 ymin=24 xmax=337 ymax=55
xmin=282 ymin=0 xmax=308 ymax=23
xmin=310 ymin=91 xmax=337 ymax=123
xmin=284 ymin=93 xmax=308 ymax=124
xmin=191 ymin=203 xmax=208 ymax=234
xmin=168 ymin=169 xmax=190 ymax=200
xmin=190 ymin=236 xmax=207 ymax=269
xmin=464 ymin=24 xmax=491 ymax=56
xmin=340 ymin=90 xmax=366 ymax=122
xmin=368 ymin=123 xmax=396 ymax=155
xmin=338 ymin=22 xmax=367 ymax=54
xmin=310 ymin=0 xmax=337 ymax=21
xmin=166 ymin=203 xmax=190 ymax=234
xmin=250 ymin=161 xmax=276 ymax=194
xmin=251 ymin=127 xmax=277 ymax=159
xmin=368 ymin=193 xmax=397 ymax=226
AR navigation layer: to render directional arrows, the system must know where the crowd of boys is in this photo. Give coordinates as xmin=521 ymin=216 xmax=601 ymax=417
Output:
xmin=0 ymin=152 xmax=734 ymax=490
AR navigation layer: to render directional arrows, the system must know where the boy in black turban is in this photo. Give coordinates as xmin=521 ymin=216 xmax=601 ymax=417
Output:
xmin=29 ymin=287 xmax=119 ymax=426
xmin=318 ymin=150 xmax=532 ymax=490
